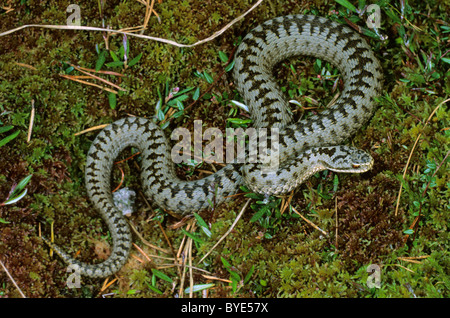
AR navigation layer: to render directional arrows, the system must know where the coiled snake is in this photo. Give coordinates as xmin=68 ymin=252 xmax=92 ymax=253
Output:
xmin=45 ymin=15 xmax=383 ymax=278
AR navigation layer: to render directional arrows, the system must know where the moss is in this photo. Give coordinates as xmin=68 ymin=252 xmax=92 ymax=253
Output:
xmin=0 ymin=0 xmax=448 ymax=298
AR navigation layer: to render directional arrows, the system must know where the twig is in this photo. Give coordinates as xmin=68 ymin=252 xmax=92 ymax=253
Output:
xmin=0 ymin=258 xmax=27 ymax=298
xmin=0 ymin=0 xmax=263 ymax=48
xmin=74 ymin=123 xmax=109 ymax=136
xmin=13 ymin=62 xmax=37 ymax=71
xmin=141 ymin=0 xmax=156 ymax=34
xmin=27 ymin=99 xmax=35 ymax=143
xmin=291 ymin=206 xmax=328 ymax=236
xmin=394 ymin=263 xmax=415 ymax=273
xmin=100 ymin=277 xmax=118 ymax=292
xmin=59 ymin=74 xmax=118 ymax=94
xmin=178 ymin=219 xmax=195 ymax=297
xmin=68 ymin=63 xmax=127 ymax=92
xmin=198 ymin=198 xmax=251 ymax=264
xmin=128 ymin=222 xmax=171 ymax=254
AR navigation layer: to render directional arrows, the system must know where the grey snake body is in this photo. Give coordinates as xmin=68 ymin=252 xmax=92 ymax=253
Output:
xmin=45 ymin=15 xmax=383 ymax=278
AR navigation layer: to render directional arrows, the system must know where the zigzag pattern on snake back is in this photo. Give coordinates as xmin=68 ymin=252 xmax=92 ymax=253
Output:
xmin=44 ymin=15 xmax=383 ymax=278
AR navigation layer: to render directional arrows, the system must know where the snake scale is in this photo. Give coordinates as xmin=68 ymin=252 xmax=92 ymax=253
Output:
xmin=46 ymin=15 xmax=383 ymax=278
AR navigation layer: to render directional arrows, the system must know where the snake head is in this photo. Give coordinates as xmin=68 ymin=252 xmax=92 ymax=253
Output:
xmin=324 ymin=146 xmax=374 ymax=173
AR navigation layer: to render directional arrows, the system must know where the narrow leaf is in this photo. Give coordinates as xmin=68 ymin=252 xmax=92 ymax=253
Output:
xmin=0 ymin=125 xmax=14 ymax=134
xmin=108 ymin=92 xmax=117 ymax=109
xmin=181 ymin=228 xmax=204 ymax=244
xmin=243 ymin=265 xmax=255 ymax=284
xmin=218 ymin=51 xmax=228 ymax=63
xmin=193 ymin=87 xmax=200 ymax=100
xmin=0 ymin=130 xmax=20 ymax=147
xmin=335 ymin=0 xmax=357 ymax=12
xmin=95 ymin=50 xmax=107 ymax=71
xmin=110 ymin=50 xmax=119 ymax=62
xmin=151 ymin=269 xmax=173 ymax=283
xmin=128 ymin=52 xmax=143 ymax=67
xmin=106 ymin=61 xmax=125 ymax=68
xmin=225 ymin=59 xmax=235 ymax=72
xmin=4 ymin=189 xmax=27 ymax=205
xmin=250 ymin=205 xmax=269 ymax=222
xmin=184 ymin=283 xmax=215 ymax=293
xmin=203 ymin=71 xmax=214 ymax=84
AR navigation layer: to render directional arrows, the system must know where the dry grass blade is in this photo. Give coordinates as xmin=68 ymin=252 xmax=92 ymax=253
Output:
xmin=27 ymin=99 xmax=35 ymax=143
xmin=394 ymin=263 xmax=415 ymax=273
xmin=73 ymin=64 xmax=124 ymax=77
xmin=14 ymin=62 xmax=37 ymax=70
xmin=0 ymin=258 xmax=26 ymax=298
xmin=291 ymin=206 xmax=328 ymax=236
xmin=198 ymin=198 xmax=251 ymax=264
xmin=59 ymin=74 xmax=118 ymax=94
xmin=128 ymin=222 xmax=171 ymax=254
xmin=280 ymin=191 xmax=294 ymax=214
xmin=0 ymin=0 xmax=263 ymax=48
xmin=74 ymin=123 xmax=109 ymax=136
xmin=68 ymin=63 xmax=126 ymax=92
xmin=397 ymin=255 xmax=430 ymax=264
xmin=202 ymin=274 xmax=232 ymax=283
xmin=100 ymin=277 xmax=118 ymax=292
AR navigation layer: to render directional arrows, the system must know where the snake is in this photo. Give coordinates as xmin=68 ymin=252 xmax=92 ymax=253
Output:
xmin=44 ymin=15 xmax=383 ymax=278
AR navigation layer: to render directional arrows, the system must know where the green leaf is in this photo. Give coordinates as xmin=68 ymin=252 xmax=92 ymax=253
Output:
xmin=218 ymin=51 xmax=228 ymax=63
xmin=167 ymin=94 xmax=189 ymax=106
xmin=193 ymin=87 xmax=200 ymax=100
xmin=3 ymin=189 xmax=27 ymax=205
xmin=151 ymin=269 xmax=173 ymax=283
xmin=128 ymin=52 xmax=143 ymax=67
xmin=335 ymin=0 xmax=357 ymax=12
xmin=203 ymin=71 xmax=214 ymax=84
xmin=225 ymin=59 xmax=235 ymax=72
xmin=0 ymin=125 xmax=14 ymax=134
xmin=226 ymin=118 xmax=252 ymax=125
xmin=110 ymin=50 xmax=120 ymax=62
xmin=65 ymin=66 xmax=74 ymax=74
xmin=119 ymin=45 xmax=125 ymax=60
xmin=108 ymin=92 xmax=117 ymax=109
xmin=220 ymin=256 xmax=232 ymax=269
xmin=250 ymin=205 xmax=269 ymax=222
xmin=172 ymin=110 xmax=184 ymax=118
xmin=244 ymin=192 xmax=264 ymax=200
xmin=243 ymin=265 xmax=255 ymax=284
xmin=175 ymin=100 xmax=184 ymax=110
xmin=239 ymin=185 xmax=250 ymax=192
xmin=146 ymin=282 xmax=163 ymax=294
xmin=95 ymin=50 xmax=107 ymax=71
xmin=194 ymin=213 xmax=212 ymax=237
xmin=0 ymin=130 xmax=20 ymax=147
xmin=105 ymin=61 xmax=125 ymax=68
xmin=156 ymin=108 xmax=165 ymax=122
xmin=441 ymin=57 xmax=450 ymax=64
xmin=194 ymin=213 xmax=208 ymax=229
xmin=385 ymin=8 xmax=402 ymax=24
xmin=181 ymin=229 xmax=204 ymax=244
xmin=173 ymin=87 xmax=195 ymax=97
xmin=0 ymin=218 xmax=10 ymax=224
xmin=184 ymin=283 xmax=215 ymax=293
xmin=403 ymin=229 xmax=414 ymax=235
xmin=229 ymin=270 xmax=241 ymax=282
xmin=13 ymin=174 xmax=32 ymax=196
